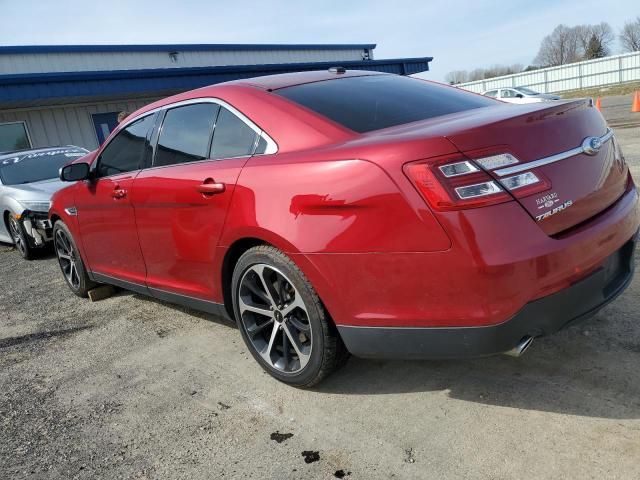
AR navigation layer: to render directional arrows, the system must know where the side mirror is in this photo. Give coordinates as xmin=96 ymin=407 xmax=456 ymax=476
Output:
xmin=515 ymin=94 xmax=524 ymax=98
xmin=60 ymin=162 xmax=91 ymax=182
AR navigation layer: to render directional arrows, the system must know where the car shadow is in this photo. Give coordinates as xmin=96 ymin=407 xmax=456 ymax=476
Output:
xmin=315 ymin=319 xmax=640 ymax=419
xmin=126 ymin=291 xmax=237 ymax=329
xmin=0 ymin=325 xmax=94 ymax=349
xmin=0 ymin=241 xmax=56 ymax=260
xmin=95 ymin=281 xmax=640 ymax=420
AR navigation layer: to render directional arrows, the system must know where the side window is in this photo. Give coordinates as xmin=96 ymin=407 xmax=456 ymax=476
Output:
xmin=210 ymin=107 xmax=258 ymax=159
xmin=154 ymin=103 xmax=219 ymax=167
xmin=97 ymin=114 xmax=155 ymax=177
xmin=485 ymin=90 xmax=498 ymax=98
xmin=501 ymin=89 xmax=514 ymax=98
xmin=254 ymin=136 xmax=268 ymax=155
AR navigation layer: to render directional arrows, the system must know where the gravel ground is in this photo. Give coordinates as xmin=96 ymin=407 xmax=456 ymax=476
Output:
xmin=1 ymin=100 xmax=640 ymax=480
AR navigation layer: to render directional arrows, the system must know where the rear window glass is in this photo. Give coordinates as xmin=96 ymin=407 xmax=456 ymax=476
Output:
xmin=276 ymin=75 xmax=495 ymax=133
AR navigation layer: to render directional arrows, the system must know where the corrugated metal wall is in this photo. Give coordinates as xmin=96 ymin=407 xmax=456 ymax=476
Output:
xmin=0 ymin=48 xmax=371 ymax=75
xmin=457 ymin=51 xmax=640 ymax=94
xmin=0 ymin=98 xmax=158 ymax=150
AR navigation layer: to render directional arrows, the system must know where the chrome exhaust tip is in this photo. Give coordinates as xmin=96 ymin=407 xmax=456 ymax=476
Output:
xmin=504 ymin=336 xmax=534 ymax=357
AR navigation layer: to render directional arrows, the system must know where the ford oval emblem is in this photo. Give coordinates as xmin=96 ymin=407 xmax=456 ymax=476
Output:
xmin=582 ymin=136 xmax=602 ymax=156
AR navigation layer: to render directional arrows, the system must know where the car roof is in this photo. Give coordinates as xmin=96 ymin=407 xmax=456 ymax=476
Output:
xmin=0 ymin=145 xmax=87 ymax=160
xmin=129 ymin=69 xmax=390 ymax=122
xmin=231 ymin=69 xmax=388 ymax=91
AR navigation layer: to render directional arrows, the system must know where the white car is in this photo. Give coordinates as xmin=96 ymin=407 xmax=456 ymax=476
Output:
xmin=483 ymin=87 xmax=560 ymax=104
xmin=0 ymin=146 xmax=88 ymax=259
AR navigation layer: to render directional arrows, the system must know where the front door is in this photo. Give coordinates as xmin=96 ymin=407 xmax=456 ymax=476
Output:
xmin=77 ymin=113 xmax=156 ymax=284
xmin=132 ymin=102 xmax=261 ymax=301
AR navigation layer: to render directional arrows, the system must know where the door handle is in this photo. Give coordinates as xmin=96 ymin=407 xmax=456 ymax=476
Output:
xmin=197 ymin=179 xmax=225 ymax=195
xmin=111 ymin=189 xmax=127 ymax=199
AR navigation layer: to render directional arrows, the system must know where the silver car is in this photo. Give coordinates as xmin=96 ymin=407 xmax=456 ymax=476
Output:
xmin=0 ymin=146 xmax=88 ymax=259
xmin=482 ymin=87 xmax=561 ymax=104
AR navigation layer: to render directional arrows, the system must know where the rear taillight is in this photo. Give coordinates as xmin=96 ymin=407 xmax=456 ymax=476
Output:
xmin=499 ymin=170 xmax=551 ymax=198
xmin=405 ymin=153 xmax=551 ymax=211
xmin=405 ymin=156 xmax=511 ymax=211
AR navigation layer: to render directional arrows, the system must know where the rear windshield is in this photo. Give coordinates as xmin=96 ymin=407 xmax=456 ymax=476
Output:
xmin=276 ymin=75 xmax=495 ymax=133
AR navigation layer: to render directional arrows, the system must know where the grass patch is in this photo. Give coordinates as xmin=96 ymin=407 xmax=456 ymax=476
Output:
xmin=561 ymin=81 xmax=640 ymax=99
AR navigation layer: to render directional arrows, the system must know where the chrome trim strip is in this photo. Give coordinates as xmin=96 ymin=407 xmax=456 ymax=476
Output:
xmin=117 ymin=97 xmax=278 ymax=155
xmin=494 ymin=129 xmax=613 ymax=177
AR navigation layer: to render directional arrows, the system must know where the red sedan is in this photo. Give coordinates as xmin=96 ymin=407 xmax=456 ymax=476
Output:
xmin=51 ymin=70 xmax=639 ymax=386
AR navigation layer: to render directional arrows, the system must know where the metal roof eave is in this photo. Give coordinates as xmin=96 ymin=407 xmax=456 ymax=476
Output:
xmin=0 ymin=57 xmax=433 ymax=107
xmin=0 ymin=43 xmax=377 ymax=55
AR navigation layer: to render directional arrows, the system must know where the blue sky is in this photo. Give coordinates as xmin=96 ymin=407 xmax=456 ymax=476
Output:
xmin=0 ymin=0 xmax=637 ymax=81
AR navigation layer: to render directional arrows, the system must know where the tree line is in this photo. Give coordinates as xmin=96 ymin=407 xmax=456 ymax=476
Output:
xmin=446 ymin=17 xmax=640 ymax=85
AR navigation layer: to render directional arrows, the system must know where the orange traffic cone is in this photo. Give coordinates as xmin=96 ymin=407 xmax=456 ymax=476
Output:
xmin=632 ymin=91 xmax=640 ymax=113
xmin=595 ymin=97 xmax=602 ymax=111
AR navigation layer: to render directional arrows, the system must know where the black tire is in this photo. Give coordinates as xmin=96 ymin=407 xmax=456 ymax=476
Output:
xmin=7 ymin=214 xmax=34 ymax=260
xmin=52 ymin=221 xmax=97 ymax=298
xmin=232 ymin=245 xmax=349 ymax=387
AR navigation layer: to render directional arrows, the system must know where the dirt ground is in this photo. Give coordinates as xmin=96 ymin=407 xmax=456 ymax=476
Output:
xmin=1 ymin=98 xmax=640 ymax=480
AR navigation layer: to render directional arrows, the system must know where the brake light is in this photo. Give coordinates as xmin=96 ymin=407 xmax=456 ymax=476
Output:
xmin=405 ymin=156 xmax=511 ymax=211
xmin=406 ymin=153 xmax=552 ymax=210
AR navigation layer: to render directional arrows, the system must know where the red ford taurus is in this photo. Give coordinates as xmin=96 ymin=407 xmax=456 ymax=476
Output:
xmin=50 ymin=70 xmax=639 ymax=386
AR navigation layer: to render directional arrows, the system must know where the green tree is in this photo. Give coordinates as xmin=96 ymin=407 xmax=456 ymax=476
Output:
xmin=584 ymin=34 xmax=606 ymax=59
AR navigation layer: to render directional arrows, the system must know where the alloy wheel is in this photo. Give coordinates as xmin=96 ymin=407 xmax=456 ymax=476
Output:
xmin=8 ymin=216 xmax=26 ymax=256
xmin=55 ymin=229 xmax=80 ymax=290
xmin=238 ymin=264 xmax=312 ymax=373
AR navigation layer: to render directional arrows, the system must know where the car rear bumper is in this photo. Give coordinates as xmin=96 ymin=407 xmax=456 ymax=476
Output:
xmin=337 ymin=230 xmax=637 ymax=359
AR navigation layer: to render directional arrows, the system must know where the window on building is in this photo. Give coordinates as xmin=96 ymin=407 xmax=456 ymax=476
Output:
xmin=155 ymin=103 xmax=219 ymax=167
xmin=97 ymin=114 xmax=155 ymax=177
xmin=91 ymin=112 xmax=120 ymax=145
xmin=210 ymin=107 xmax=258 ymax=159
xmin=0 ymin=122 xmax=31 ymax=152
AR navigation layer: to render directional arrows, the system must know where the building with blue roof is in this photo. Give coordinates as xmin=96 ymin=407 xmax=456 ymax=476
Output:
xmin=0 ymin=43 xmax=432 ymax=151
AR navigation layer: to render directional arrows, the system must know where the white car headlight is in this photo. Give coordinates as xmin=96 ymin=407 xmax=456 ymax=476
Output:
xmin=19 ymin=200 xmax=52 ymax=212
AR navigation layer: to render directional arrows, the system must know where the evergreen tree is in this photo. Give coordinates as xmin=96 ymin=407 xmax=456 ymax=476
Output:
xmin=584 ymin=34 xmax=606 ymax=59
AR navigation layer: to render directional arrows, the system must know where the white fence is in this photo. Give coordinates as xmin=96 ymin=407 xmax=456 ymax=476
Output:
xmin=457 ymin=51 xmax=640 ymax=94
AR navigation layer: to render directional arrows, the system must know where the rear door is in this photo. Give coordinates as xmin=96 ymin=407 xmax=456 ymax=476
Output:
xmin=447 ymin=100 xmax=629 ymax=235
xmin=131 ymin=101 xmax=263 ymax=301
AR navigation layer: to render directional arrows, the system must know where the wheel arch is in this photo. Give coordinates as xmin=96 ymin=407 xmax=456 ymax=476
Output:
xmin=2 ymin=209 xmax=13 ymax=241
xmin=219 ymin=235 xmax=340 ymax=330
xmin=221 ymin=237 xmax=267 ymax=320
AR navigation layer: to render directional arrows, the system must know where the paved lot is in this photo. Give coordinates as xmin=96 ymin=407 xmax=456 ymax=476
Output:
xmin=1 ymin=98 xmax=640 ymax=480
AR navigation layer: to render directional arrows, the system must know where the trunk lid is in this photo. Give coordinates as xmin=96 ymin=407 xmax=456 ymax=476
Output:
xmin=441 ymin=100 xmax=628 ymax=235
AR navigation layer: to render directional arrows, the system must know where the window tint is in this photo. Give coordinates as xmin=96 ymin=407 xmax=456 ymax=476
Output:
xmin=97 ymin=114 xmax=155 ymax=177
xmin=155 ymin=103 xmax=219 ymax=167
xmin=276 ymin=75 xmax=495 ymax=133
xmin=210 ymin=107 xmax=257 ymax=159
